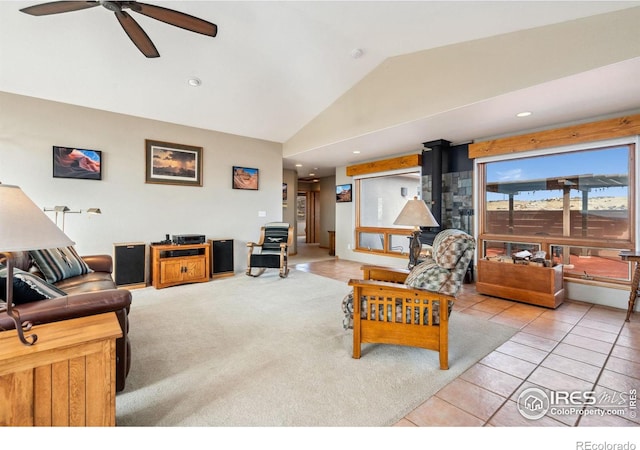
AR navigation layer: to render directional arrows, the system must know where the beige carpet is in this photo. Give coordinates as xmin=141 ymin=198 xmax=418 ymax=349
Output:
xmin=115 ymin=269 xmax=518 ymax=426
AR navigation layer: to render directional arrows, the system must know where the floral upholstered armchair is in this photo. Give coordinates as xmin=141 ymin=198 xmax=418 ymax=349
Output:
xmin=344 ymin=229 xmax=475 ymax=369
xmin=404 ymin=228 xmax=475 ymax=296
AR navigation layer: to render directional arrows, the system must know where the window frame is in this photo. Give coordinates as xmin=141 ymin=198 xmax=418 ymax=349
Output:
xmin=353 ymin=168 xmax=422 ymax=257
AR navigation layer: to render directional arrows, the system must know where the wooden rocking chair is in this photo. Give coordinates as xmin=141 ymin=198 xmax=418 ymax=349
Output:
xmin=246 ymin=222 xmax=293 ymax=278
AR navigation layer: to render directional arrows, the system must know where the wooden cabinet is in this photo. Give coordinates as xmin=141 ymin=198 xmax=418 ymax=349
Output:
xmin=150 ymin=243 xmax=210 ymax=289
xmin=0 ymin=313 xmax=121 ymax=426
xmin=476 ymin=259 xmax=565 ymax=308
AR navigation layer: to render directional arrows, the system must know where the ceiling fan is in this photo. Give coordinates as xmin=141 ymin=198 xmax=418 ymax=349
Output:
xmin=20 ymin=1 xmax=217 ymax=58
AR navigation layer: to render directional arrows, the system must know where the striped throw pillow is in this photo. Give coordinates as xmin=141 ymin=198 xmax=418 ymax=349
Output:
xmin=29 ymin=246 xmax=93 ymax=284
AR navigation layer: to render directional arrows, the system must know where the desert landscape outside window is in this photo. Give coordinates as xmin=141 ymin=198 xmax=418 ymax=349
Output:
xmin=479 ymin=144 xmax=635 ymax=283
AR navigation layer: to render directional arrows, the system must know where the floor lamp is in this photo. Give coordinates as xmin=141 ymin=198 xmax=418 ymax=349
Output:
xmin=393 ymin=196 xmax=439 ymax=268
xmin=43 ymin=205 xmax=81 ymax=231
xmin=0 ymin=184 xmax=75 ymax=345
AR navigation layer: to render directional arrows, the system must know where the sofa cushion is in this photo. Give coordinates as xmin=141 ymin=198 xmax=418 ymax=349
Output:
xmin=29 ymin=246 xmax=93 ymax=284
xmin=55 ymin=271 xmax=117 ymax=294
xmin=405 ymin=260 xmax=455 ymax=295
xmin=0 ymin=264 xmax=66 ymax=304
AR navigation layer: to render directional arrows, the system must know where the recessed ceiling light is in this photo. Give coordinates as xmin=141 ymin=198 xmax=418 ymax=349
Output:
xmin=295 ymin=164 xmax=302 ymax=167
xmin=353 ymin=150 xmax=361 ymax=154
xmin=516 ymin=111 xmax=532 ymax=118
xmin=188 ymin=77 xmax=202 ymax=87
xmin=309 ymin=173 xmax=315 ymax=177
xmin=351 ymin=48 xmax=364 ymax=59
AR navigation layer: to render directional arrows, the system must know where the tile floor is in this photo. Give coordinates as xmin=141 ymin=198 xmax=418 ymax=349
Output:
xmin=291 ymin=244 xmax=640 ymax=427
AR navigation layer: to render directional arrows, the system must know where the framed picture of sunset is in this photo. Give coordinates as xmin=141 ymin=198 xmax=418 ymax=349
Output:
xmin=145 ymin=139 xmax=203 ymax=186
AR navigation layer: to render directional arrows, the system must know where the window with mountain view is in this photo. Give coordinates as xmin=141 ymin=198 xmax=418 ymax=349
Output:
xmin=479 ymin=143 xmax=635 ymax=283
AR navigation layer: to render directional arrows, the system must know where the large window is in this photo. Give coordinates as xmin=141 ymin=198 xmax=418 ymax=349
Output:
xmin=479 ymin=143 xmax=635 ymax=284
xmin=355 ymin=170 xmax=421 ymax=256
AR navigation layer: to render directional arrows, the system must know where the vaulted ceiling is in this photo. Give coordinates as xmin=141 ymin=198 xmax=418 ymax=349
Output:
xmin=2 ymin=1 xmax=639 ymax=179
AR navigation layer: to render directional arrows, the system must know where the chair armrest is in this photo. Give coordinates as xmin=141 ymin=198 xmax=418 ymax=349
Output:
xmin=82 ymin=254 xmax=113 ymax=273
xmin=360 ymin=265 xmax=410 ymax=283
xmin=348 ymin=278 xmax=454 ymax=302
xmin=247 ymin=241 xmax=261 ymax=248
xmin=0 ymin=288 xmax=132 ymax=330
xmin=349 ymin=278 xmax=413 ymax=291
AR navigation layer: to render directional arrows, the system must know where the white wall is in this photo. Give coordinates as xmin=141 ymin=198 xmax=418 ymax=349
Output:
xmin=0 ymin=92 xmax=283 ymax=273
xmin=318 ymin=175 xmax=336 ymax=249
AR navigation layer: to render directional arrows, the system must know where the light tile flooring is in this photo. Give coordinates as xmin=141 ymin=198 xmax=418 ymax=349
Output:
xmin=291 ymin=244 xmax=640 ymax=427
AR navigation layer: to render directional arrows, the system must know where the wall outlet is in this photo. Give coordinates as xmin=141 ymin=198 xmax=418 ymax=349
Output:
xmin=347 ymin=244 xmax=351 ymax=250
xmin=258 ymin=211 xmax=267 ymax=217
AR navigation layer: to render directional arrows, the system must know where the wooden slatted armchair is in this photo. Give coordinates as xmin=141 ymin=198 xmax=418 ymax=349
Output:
xmin=345 ymin=229 xmax=475 ymax=369
xmin=246 ymin=222 xmax=293 ymax=278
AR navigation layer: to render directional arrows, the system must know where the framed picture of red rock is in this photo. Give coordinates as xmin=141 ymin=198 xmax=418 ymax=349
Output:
xmin=336 ymin=183 xmax=352 ymax=203
xmin=53 ymin=146 xmax=102 ymax=180
xmin=232 ymin=166 xmax=259 ymax=190
xmin=145 ymin=140 xmax=202 ymax=186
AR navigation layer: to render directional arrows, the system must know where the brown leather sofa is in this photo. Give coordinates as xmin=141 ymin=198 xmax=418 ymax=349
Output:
xmin=0 ymin=251 xmax=132 ymax=392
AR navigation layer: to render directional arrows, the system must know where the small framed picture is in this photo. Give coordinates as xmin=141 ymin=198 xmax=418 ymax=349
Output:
xmin=145 ymin=139 xmax=203 ymax=187
xmin=282 ymin=183 xmax=288 ymax=201
xmin=53 ymin=146 xmax=102 ymax=180
xmin=336 ymin=183 xmax=352 ymax=203
xmin=233 ymin=166 xmax=259 ymax=190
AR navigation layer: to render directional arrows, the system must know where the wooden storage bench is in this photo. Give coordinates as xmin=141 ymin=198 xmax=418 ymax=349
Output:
xmin=476 ymin=259 xmax=564 ymax=308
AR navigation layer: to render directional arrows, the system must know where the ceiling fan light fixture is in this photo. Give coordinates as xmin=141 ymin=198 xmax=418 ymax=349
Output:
xmin=188 ymin=77 xmax=202 ymax=87
xmin=100 ymin=1 xmax=122 ymax=13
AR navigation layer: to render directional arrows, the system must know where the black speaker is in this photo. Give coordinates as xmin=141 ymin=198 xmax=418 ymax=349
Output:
xmin=209 ymin=239 xmax=234 ymax=278
xmin=114 ymin=242 xmax=148 ymax=288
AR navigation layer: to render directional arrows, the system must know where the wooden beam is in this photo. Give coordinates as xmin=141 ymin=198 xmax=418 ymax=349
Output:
xmin=346 ymin=154 xmax=422 ymax=177
xmin=469 ymin=114 xmax=640 ymax=159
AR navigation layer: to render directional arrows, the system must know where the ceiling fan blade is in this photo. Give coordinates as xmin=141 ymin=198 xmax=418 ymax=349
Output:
xmin=131 ymin=2 xmax=217 ymax=37
xmin=20 ymin=1 xmax=99 ymax=16
xmin=115 ymin=10 xmax=159 ymax=58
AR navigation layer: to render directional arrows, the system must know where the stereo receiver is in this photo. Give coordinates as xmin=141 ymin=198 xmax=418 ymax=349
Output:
xmin=172 ymin=234 xmax=206 ymax=245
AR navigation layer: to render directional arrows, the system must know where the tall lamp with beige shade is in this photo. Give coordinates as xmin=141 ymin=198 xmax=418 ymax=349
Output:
xmin=0 ymin=184 xmax=75 ymax=345
xmin=393 ymin=196 xmax=439 ymax=268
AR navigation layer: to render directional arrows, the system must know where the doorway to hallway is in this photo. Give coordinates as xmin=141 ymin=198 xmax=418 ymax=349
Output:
xmin=297 ymin=190 xmax=319 ymax=244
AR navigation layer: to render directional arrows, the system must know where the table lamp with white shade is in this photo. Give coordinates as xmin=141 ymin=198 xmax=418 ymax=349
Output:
xmin=393 ymin=196 xmax=439 ymax=268
xmin=0 ymin=184 xmax=75 ymax=345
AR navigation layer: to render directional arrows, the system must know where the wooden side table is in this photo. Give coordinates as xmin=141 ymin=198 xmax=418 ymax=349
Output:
xmin=0 ymin=313 xmax=122 ymax=426
xmin=620 ymin=251 xmax=640 ymax=322
xmin=328 ymin=231 xmax=335 ymax=256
